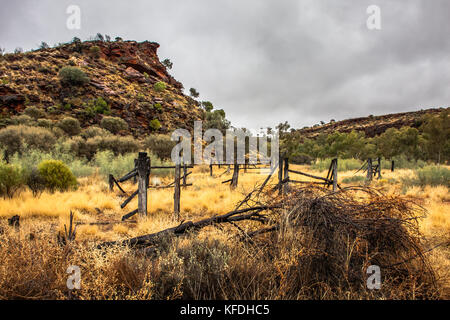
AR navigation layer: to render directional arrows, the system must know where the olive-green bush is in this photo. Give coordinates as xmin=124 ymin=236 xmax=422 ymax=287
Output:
xmin=37 ymin=160 xmax=77 ymax=192
xmin=153 ymin=81 xmax=166 ymax=92
xmin=58 ymin=66 xmax=90 ymax=86
xmin=0 ymin=125 xmax=56 ymax=155
xmin=24 ymin=106 xmax=45 ymax=119
xmin=57 ymin=117 xmax=81 ymax=136
xmin=0 ymin=163 xmax=23 ymax=198
xmin=142 ymin=134 xmax=176 ymax=160
xmin=80 ymin=126 xmax=111 ymax=139
xmin=100 ymin=116 xmax=128 ymax=134
xmin=149 ymin=119 xmax=161 ymax=131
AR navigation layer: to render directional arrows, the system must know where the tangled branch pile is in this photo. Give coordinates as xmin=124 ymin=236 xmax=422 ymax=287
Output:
xmin=247 ymin=186 xmax=438 ymax=298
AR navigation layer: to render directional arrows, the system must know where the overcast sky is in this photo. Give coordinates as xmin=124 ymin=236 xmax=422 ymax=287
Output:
xmin=1 ymin=0 xmax=449 ymax=130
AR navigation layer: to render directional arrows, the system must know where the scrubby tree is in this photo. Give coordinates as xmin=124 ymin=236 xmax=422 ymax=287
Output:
xmin=189 ymin=88 xmax=199 ymax=98
xmin=162 ymin=58 xmax=173 ymax=69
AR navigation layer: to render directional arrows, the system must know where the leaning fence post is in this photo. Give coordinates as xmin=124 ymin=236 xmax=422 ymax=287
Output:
xmin=108 ymin=174 xmax=114 ymax=192
xmin=366 ymin=158 xmax=373 ymax=183
xmin=332 ymin=158 xmax=338 ymax=191
xmin=283 ymin=158 xmax=289 ymax=194
xmin=174 ymin=163 xmax=181 ymax=220
xmin=137 ymin=152 xmax=150 ymax=217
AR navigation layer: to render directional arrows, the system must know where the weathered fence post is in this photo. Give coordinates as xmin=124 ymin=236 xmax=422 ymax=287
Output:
xmin=137 ymin=152 xmax=150 ymax=217
xmin=332 ymin=158 xmax=338 ymax=191
xmin=278 ymin=153 xmax=284 ymax=194
xmin=174 ymin=163 xmax=181 ymax=220
xmin=231 ymin=163 xmax=240 ymax=189
xmin=377 ymin=157 xmax=382 ymax=179
xmin=391 ymin=160 xmax=395 ymax=172
xmin=283 ymin=158 xmax=289 ymax=194
xmin=366 ymin=158 xmax=373 ymax=183
xmin=210 ymin=159 xmax=213 ymax=177
xmin=108 ymin=174 xmax=114 ymax=192
xmin=182 ymin=162 xmax=187 ymax=187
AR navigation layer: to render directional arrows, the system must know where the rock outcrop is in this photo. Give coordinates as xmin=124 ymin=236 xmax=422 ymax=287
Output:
xmin=0 ymin=39 xmax=203 ymax=135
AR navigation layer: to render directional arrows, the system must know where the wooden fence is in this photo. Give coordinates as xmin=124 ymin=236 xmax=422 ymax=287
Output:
xmin=108 ymin=152 xmax=193 ymax=221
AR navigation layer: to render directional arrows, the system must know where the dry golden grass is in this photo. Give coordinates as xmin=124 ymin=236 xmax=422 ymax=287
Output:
xmin=0 ymin=164 xmax=448 ymax=299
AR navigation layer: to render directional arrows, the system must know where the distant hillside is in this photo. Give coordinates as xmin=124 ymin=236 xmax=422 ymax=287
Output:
xmin=0 ymin=39 xmax=203 ymax=135
xmin=294 ymin=107 xmax=448 ymax=139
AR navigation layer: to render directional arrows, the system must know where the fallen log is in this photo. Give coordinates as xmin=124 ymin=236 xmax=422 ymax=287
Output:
xmin=98 ymin=205 xmax=276 ymax=249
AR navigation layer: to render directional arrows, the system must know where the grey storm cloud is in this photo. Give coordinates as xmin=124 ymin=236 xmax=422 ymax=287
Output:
xmin=0 ymin=0 xmax=449 ymax=130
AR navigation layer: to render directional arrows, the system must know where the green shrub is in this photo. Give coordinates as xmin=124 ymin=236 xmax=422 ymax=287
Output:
xmin=97 ymin=135 xmax=140 ymax=155
xmin=149 ymin=119 xmax=161 ymax=131
xmin=94 ymin=151 xmax=137 ymax=178
xmin=0 ymin=125 xmax=56 ymax=155
xmin=402 ymin=166 xmax=450 ymax=188
xmin=37 ymin=119 xmax=53 ymax=128
xmin=89 ymin=45 xmax=101 ymax=58
xmin=94 ymin=150 xmax=172 ymax=178
xmin=100 ymin=116 xmax=128 ymax=134
xmin=80 ymin=126 xmax=111 ymax=139
xmin=37 ymin=160 xmax=77 ymax=192
xmin=0 ymin=163 xmax=23 ymax=198
xmin=142 ymin=134 xmax=176 ymax=160
xmin=58 ymin=66 xmax=90 ymax=86
xmin=85 ymin=97 xmax=110 ymax=116
xmin=57 ymin=117 xmax=81 ymax=136
xmin=65 ymin=136 xmax=97 ymax=160
xmin=311 ymin=158 xmax=363 ymax=172
xmin=25 ymin=167 xmax=46 ymax=196
xmin=24 ymin=106 xmax=45 ymax=119
xmin=381 ymin=155 xmax=427 ymax=170
xmin=9 ymin=114 xmax=34 ymax=126
xmin=153 ymin=81 xmax=166 ymax=92
xmin=290 ymin=153 xmax=313 ymax=165
xmin=153 ymin=103 xmax=162 ymax=112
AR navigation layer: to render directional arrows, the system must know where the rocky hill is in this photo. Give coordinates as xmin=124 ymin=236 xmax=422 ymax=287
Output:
xmin=0 ymin=39 xmax=204 ymax=135
xmin=294 ymin=107 xmax=448 ymax=139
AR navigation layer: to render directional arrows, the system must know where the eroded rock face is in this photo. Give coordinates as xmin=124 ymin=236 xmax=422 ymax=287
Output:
xmin=91 ymin=41 xmax=183 ymax=90
xmin=0 ymin=39 xmax=204 ymax=136
xmin=0 ymin=86 xmax=25 ymax=111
